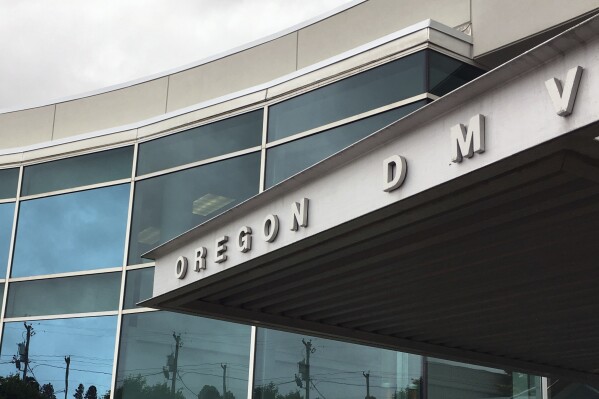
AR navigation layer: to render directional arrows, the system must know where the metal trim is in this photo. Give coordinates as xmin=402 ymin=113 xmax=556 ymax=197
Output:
xmin=8 ymin=267 xmax=123 ymax=282
xmin=135 ymin=146 xmax=262 ymax=181
xmin=3 ymin=310 xmax=119 ymax=323
xmin=20 ymin=142 xmax=136 ymax=167
xmin=0 ymin=165 xmax=22 ymax=350
xmin=121 ymin=307 xmax=159 ymax=315
xmin=110 ymin=141 xmax=139 ymax=399
xmin=246 ymin=325 xmax=257 ymax=399
xmin=259 ymin=106 xmax=269 ymax=193
xmin=19 ymin=178 xmax=131 ymax=201
xmin=125 ymin=263 xmax=155 ymax=271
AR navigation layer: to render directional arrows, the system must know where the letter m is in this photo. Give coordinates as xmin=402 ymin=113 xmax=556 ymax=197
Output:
xmin=450 ymin=114 xmax=485 ymax=163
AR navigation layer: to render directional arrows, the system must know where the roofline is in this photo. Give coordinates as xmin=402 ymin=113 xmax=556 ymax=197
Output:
xmin=0 ymin=19 xmax=471 ymax=157
xmin=0 ymin=0 xmax=367 ymax=115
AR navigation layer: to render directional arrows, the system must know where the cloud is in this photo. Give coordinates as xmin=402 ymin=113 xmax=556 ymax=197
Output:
xmin=0 ymin=0 xmax=353 ymax=109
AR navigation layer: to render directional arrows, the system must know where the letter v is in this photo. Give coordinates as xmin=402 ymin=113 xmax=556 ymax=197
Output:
xmin=545 ymin=66 xmax=583 ymax=116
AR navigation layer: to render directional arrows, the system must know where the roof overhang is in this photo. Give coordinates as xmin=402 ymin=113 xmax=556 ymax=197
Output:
xmin=143 ymin=16 xmax=599 ymax=385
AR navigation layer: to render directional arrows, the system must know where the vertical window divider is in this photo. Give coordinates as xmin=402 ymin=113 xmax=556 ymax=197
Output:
xmin=541 ymin=376 xmax=549 ymax=399
xmin=259 ymin=106 xmax=269 ymax=193
xmin=0 ymin=165 xmax=23 ymax=350
xmin=109 ymin=141 xmax=138 ymax=399
xmin=246 ymin=325 xmax=257 ymax=399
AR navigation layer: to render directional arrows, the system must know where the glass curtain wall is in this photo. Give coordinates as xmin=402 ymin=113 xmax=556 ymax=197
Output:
xmin=0 ymin=49 xmax=530 ymax=399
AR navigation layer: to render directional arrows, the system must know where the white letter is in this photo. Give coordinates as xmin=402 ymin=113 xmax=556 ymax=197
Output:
xmin=450 ymin=114 xmax=485 ymax=163
xmin=263 ymin=215 xmax=279 ymax=243
xmin=175 ymin=256 xmax=188 ymax=279
xmin=545 ymin=66 xmax=583 ymax=116
xmin=194 ymin=247 xmax=207 ymax=271
xmin=382 ymin=155 xmax=407 ymax=192
xmin=237 ymin=226 xmax=252 ymax=253
xmin=215 ymin=236 xmax=228 ymax=263
xmin=290 ymin=198 xmax=309 ymax=231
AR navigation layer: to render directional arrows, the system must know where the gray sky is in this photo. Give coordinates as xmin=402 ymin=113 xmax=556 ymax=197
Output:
xmin=0 ymin=0 xmax=354 ymax=110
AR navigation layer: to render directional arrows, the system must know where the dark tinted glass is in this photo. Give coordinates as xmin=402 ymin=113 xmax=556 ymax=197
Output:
xmin=12 ymin=184 xmax=129 ymax=277
xmin=0 ymin=202 xmax=14 ymax=275
xmin=116 ymin=311 xmax=251 ymax=399
xmin=268 ymin=51 xmax=426 ymax=141
xmin=428 ymin=50 xmax=485 ymax=96
xmin=21 ymin=146 xmax=133 ymax=196
xmin=426 ymin=358 xmax=541 ymax=399
xmin=5 ymin=273 xmax=121 ymax=317
xmin=0 ymin=316 xmax=117 ymax=398
xmin=0 ymin=168 xmax=19 ymax=199
xmin=137 ymin=110 xmax=263 ymax=176
xmin=129 ymin=152 xmax=260 ymax=264
xmin=548 ymin=378 xmax=598 ymax=399
xmin=123 ymin=267 xmax=154 ymax=309
xmin=254 ymin=328 xmax=422 ymax=399
xmin=266 ymin=101 xmax=425 ymax=187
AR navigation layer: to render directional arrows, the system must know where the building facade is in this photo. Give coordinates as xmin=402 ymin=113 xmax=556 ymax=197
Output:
xmin=0 ymin=1 xmax=598 ymax=399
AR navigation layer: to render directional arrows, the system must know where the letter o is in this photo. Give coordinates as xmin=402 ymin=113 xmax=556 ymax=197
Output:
xmin=262 ymin=214 xmax=279 ymax=243
xmin=175 ymin=256 xmax=188 ymax=279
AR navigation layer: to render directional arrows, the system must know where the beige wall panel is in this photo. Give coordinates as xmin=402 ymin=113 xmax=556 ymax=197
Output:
xmin=428 ymin=29 xmax=472 ymax=59
xmin=53 ymin=78 xmax=168 ymax=139
xmin=297 ymin=0 xmax=470 ymax=69
xmin=0 ymin=105 xmax=55 ymax=149
xmin=473 ymin=0 xmax=599 ymax=56
xmin=0 ymin=153 xmax=24 ymax=167
xmin=268 ymin=30 xmax=430 ymax=100
xmin=139 ymin=90 xmax=266 ymax=139
xmin=166 ymin=34 xmax=297 ymax=113
xmin=22 ymin=129 xmax=137 ymax=163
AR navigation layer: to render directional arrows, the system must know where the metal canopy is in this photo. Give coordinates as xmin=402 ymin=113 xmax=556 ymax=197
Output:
xmin=143 ymin=16 xmax=599 ymax=386
xmin=145 ymin=131 xmax=599 ymax=385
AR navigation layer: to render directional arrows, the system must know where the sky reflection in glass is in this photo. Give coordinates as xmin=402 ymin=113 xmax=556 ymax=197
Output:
xmin=12 ymin=184 xmax=129 ymax=277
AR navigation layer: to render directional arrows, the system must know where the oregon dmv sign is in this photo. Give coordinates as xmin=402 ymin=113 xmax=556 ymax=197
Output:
xmin=171 ymin=65 xmax=584 ymax=281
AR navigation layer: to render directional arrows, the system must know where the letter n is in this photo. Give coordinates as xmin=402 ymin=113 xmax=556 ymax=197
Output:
xmin=290 ymin=198 xmax=309 ymax=231
xmin=450 ymin=114 xmax=485 ymax=163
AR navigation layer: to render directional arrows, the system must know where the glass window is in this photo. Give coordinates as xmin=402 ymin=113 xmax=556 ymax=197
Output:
xmin=5 ymin=273 xmax=121 ymax=317
xmin=426 ymin=358 xmax=542 ymax=399
xmin=254 ymin=328 xmax=422 ymax=399
xmin=123 ymin=267 xmax=154 ymax=309
xmin=21 ymin=146 xmax=133 ymax=196
xmin=0 ymin=168 xmax=19 ymax=199
xmin=137 ymin=110 xmax=263 ymax=176
xmin=0 ymin=202 xmax=14 ymax=276
xmin=116 ymin=311 xmax=251 ymax=399
xmin=268 ymin=51 xmax=426 ymax=142
xmin=129 ymin=152 xmax=260 ymax=265
xmin=0 ymin=316 xmax=117 ymax=398
xmin=266 ymin=101 xmax=426 ymax=188
xmin=12 ymin=184 xmax=129 ymax=277
xmin=428 ymin=50 xmax=484 ymax=97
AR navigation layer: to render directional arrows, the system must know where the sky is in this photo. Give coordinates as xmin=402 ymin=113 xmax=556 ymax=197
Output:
xmin=0 ymin=0 xmax=355 ymax=110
